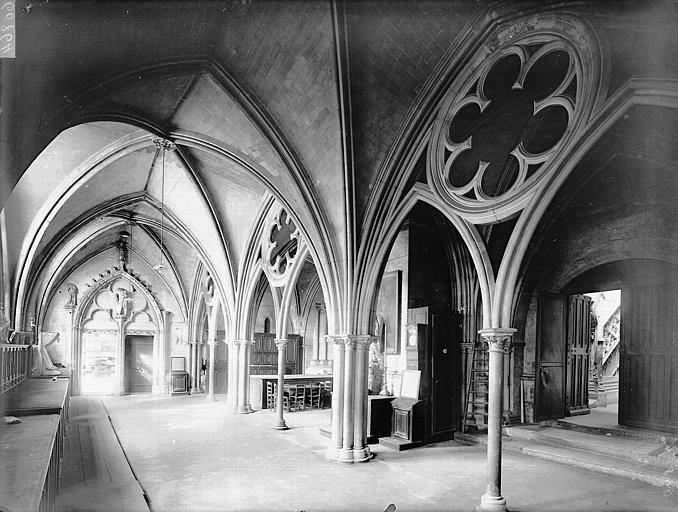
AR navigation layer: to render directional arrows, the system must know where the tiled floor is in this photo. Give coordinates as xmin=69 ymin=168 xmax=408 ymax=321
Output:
xmin=82 ymin=394 xmax=678 ymax=512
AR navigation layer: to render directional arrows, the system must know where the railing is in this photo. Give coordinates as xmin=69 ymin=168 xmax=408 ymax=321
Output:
xmin=1 ymin=343 xmax=30 ymax=393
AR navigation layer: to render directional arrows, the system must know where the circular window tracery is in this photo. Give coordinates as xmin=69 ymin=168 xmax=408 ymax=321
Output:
xmin=427 ymin=22 xmax=599 ymax=222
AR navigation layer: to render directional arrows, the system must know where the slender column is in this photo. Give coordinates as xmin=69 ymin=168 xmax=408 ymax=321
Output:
xmin=319 ymin=309 xmax=328 ymax=361
xmin=477 ymin=327 xmax=516 ymax=512
xmin=340 ymin=338 xmax=356 ymax=457
xmin=192 ymin=342 xmax=201 ymax=393
xmin=235 ymin=340 xmax=253 ymax=413
xmin=116 ymin=319 xmax=126 ymax=395
xmin=352 ymin=336 xmax=374 ymax=461
xmin=272 ymin=339 xmax=289 ymax=430
xmin=327 ymin=337 xmax=345 ymax=459
xmin=242 ymin=340 xmax=254 ymax=412
xmin=206 ymin=340 xmax=217 ymax=400
xmin=312 ymin=303 xmax=322 ymax=363
xmin=226 ymin=341 xmax=240 ymax=412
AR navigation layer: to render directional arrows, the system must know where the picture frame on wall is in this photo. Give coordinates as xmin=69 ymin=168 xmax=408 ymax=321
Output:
xmin=376 ymin=270 xmax=402 ymax=355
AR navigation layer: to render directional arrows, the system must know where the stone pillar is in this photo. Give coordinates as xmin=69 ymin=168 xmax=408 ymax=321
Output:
xmin=191 ymin=341 xmax=201 ymax=393
xmin=206 ymin=339 xmax=217 ymax=400
xmin=329 ymin=337 xmax=345 ymax=455
xmin=226 ymin=340 xmax=240 ymax=412
xmin=272 ymin=339 xmax=289 ymax=430
xmin=116 ymin=318 xmax=126 ymax=395
xmin=477 ymin=327 xmax=516 ymax=512
xmin=327 ymin=335 xmax=374 ymax=463
xmin=153 ymin=311 xmax=170 ymax=395
xmin=235 ymin=340 xmax=253 ymax=414
xmin=312 ymin=303 xmax=322 ymax=363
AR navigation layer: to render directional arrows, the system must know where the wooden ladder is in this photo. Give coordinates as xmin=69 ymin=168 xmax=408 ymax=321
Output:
xmin=462 ymin=342 xmax=489 ymax=433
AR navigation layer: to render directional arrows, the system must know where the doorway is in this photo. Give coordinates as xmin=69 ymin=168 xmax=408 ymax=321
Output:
xmin=125 ymin=335 xmax=153 ymax=393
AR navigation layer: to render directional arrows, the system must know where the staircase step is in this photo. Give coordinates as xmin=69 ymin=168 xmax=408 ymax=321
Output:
xmin=455 ymin=429 xmax=678 ymax=490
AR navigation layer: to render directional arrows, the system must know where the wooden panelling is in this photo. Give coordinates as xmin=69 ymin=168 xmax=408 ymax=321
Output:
xmin=621 ymin=282 xmax=678 ymax=432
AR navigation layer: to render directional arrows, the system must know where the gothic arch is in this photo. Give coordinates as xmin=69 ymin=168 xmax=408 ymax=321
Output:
xmin=71 ymin=270 xmax=167 ymax=396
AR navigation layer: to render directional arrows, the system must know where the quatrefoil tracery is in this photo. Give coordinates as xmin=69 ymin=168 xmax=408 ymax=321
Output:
xmin=429 ymin=36 xmax=584 ymax=219
xmin=262 ymin=208 xmax=300 ymax=286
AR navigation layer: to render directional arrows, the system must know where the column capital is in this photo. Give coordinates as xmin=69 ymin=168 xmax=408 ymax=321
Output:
xmin=326 ymin=334 xmax=376 ymax=349
xmin=206 ymin=339 xmax=217 ymax=347
xmin=314 ymin=302 xmax=325 ymax=313
xmin=478 ymin=328 xmax=517 ymax=353
xmin=274 ymin=338 xmax=289 ymax=349
xmin=235 ymin=339 xmax=255 ymax=346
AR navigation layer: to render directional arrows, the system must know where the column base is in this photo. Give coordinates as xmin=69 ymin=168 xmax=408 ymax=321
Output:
xmin=205 ymin=393 xmax=216 ymax=401
xmin=235 ymin=405 xmax=253 ymax=414
xmin=272 ymin=418 xmax=289 ymax=430
xmin=326 ymin=446 xmax=373 ymax=463
xmin=476 ymin=493 xmax=507 ymax=512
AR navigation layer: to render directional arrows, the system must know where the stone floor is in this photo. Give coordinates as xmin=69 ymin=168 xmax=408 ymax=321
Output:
xmin=94 ymin=394 xmax=678 ymax=512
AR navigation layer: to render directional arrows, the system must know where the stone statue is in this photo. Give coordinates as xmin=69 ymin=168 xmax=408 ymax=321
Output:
xmin=117 ymin=239 xmax=128 ymax=271
xmin=114 ymin=287 xmax=132 ymax=317
xmin=368 ymin=324 xmax=384 ymax=394
xmin=65 ymin=283 xmax=78 ymax=308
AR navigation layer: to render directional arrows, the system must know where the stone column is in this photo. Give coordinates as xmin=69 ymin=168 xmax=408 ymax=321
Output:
xmin=153 ymin=310 xmax=171 ymax=395
xmin=312 ymin=303 xmax=322 ymax=363
xmin=115 ymin=318 xmax=126 ymax=395
xmin=328 ymin=337 xmax=345 ymax=457
xmin=272 ymin=339 xmax=289 ymax=430
xmin=352 ymin=336 xmax=372 ymax=461
xmin=191 ymin=341 xmax=201 ymax=393
xmin=327 ymin=335 xmax=374 ymax=463
xmin=242 ymin=340 xmax=254 ymax=412
xmin=206 ymin=339 xmax=217 ymax=400
xmin=477 ymin=327 xmax=516 ymax=512
xmin=235 ymin=340 xmax=253 ymax=414
xmin=226 ymin=340 xmax=240 ymax=412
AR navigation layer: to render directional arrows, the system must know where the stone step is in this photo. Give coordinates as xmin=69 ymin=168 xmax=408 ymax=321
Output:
xmin=505 ymin=424 xmax=678 ymax=471
xmin=455 ymin=427 xmax=678 ymax=490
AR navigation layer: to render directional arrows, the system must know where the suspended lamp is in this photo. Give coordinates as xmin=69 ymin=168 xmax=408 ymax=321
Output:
xmin=152 ymin=137 xmax=176 ymax=271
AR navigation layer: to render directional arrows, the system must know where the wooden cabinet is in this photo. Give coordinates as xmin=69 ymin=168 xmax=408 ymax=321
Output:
xmin=405 ymin=307 xmax=462 ymax=442
xmin=170 ymin=371 xmax=189 ymax=394
xmin=367 ymin=395 xmax=395 ymax=443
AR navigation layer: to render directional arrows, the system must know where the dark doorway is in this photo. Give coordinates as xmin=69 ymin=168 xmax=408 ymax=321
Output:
xmin=535 ymin=293 xmax=593 ymax=421
xmin=125 ymin=335 xmax=153 ymax=393
xmin=430 ymin=312 xmax=460 ymax=436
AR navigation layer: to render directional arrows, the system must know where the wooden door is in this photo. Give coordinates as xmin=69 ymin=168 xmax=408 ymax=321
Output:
xmin=620 ymin=282 xmax=678 ymax=432
xmin=125 ymin=336 xmax=153 ymax=393
xmin=430 ymin=313 xmax=459 ymax=436
xmin=535 ymin=292 xmax=567 ymax=421
xmin=567 ymin=295 xmax=592 ymax=415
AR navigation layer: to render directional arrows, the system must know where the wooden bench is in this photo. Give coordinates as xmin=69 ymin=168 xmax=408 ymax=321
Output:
xmin=0 ymin=377 xmax=71 ymax=512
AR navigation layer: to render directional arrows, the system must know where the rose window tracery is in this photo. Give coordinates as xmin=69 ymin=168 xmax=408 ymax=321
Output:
xmin=261 ymin=208 xmax=300 ymax=285
xmin=427 ymin=27 xmax=597 ymax=222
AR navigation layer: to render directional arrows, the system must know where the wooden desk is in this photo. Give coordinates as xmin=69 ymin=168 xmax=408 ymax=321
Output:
xmin=250 ymin=374 xmax=332 ymax=410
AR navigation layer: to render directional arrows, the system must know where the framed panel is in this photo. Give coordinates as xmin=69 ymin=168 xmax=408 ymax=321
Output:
xmin=376 ymin=270 xmax=402 ymax=355
xmin=170 ymin=357 xmax=186 ymax=372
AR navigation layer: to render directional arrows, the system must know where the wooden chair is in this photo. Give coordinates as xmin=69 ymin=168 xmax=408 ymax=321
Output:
xmin=320 ymin=380 xmax=332 ymax=409
xmin=288 ymin=384 xmax=306 ymax=412
xmin=306 ymin=382 xmax=322 ymax=409
xmin=268 ymin=381 xmax=289 ymax=411
xmin=266 ymin=381 xmax=276 ymax=410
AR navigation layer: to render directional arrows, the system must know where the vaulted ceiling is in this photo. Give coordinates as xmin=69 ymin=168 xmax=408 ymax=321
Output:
xmin=2 ymin=0 xmax=677 ymax=330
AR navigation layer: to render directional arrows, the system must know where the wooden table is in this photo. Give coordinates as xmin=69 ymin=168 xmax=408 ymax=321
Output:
xmin=250 ymin=374 xmax=332 ymax=410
